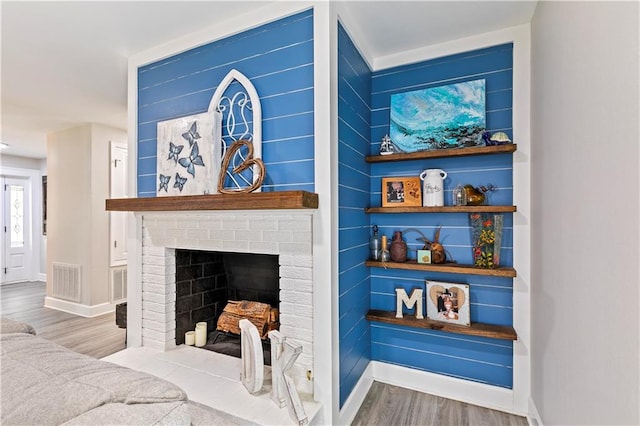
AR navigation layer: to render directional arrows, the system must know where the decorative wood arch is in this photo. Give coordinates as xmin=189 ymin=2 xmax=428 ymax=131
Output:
xmin=208 ymin=69 xmax=263 ymax=192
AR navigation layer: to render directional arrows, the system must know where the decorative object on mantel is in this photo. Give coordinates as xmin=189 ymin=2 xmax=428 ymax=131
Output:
xmin=426 ymin=280 xmax=470 ymax=326
xmin=419 ymin=168 xmax=448 ymax=207
xmin=470 ymin=213 xmax=504 ymax=268
xmin=379 ymin=134 xmax=400 ymax=155
xmin=156 ymin=111 xmax=222 ymax=196
xmin=390 ymin=79 xmax=486 ymax=153
xmin=395 ymin=288 xmax=424 ymax=319
xmin=209 ymin=69 xmax=264 ymax=193
xmin=268 ymin=330 xmax=308 ymax=426
xmin=217 ymin=140 xmax=265 ymax=194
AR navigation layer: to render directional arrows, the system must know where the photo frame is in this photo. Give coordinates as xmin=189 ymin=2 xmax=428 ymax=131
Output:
xmin=425 ymin=280 xmax=470 ymax=326
xmin=382 ymin=176 xmax=422 ymax=207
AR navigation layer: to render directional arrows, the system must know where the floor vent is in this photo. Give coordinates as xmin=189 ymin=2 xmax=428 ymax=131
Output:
xmin=52 ymin=262 xmax=81 ymax=302
xmin=110 ymin=266 xmax=127 ymax=303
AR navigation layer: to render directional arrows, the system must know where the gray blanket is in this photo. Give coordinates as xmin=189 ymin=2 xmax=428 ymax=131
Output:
xmin=1 ymin=331 xmax=190 ymax=425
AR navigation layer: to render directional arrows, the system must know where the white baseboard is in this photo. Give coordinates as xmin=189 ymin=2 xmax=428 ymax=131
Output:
xmin=338 ymin=362 xmax=374 ymax=425
xmin=528 ymin=396 xmax=543 ymax=426
xmin=44 ymin=296 xmax=115 ymax=318
xmin=37 ymin=273 xmax=47 ymax=282
xmin=372 ymin=361 xmax=524 ymax=416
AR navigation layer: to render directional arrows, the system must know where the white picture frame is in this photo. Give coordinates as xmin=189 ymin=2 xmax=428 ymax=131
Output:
xmin=426 ymin=280 xmax=470 ymax=326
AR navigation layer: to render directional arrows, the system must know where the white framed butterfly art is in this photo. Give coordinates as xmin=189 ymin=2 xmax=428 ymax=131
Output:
xmin=156 ymin=110 xmax=222 ymax=196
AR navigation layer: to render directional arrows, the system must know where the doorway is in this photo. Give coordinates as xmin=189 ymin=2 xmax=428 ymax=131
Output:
xmin=1 ymin=176 xmax=32 ymax=284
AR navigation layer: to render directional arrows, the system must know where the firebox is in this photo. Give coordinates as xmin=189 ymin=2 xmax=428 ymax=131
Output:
xmin=175 ymin=249 xmax=279 ymax=362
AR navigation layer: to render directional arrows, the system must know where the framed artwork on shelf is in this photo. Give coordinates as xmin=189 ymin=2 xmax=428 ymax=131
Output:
xmin=382 ymin=176 xmax=422 ymax=207
xmin=426 ymin=280 xmax=470 ymax=326
xmin=389 ymin=79 xmax=486 ymax=153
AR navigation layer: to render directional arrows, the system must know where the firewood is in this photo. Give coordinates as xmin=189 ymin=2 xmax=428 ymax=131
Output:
xmin=216 ymin=300 xmax=272 ymax=337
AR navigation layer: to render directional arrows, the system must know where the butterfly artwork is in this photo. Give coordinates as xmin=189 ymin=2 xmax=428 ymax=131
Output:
xmin=181 ymin=121 xmax=201 ymax=147
xmin=156 ymin=110 xmax=222 ymax=196
xmin=167 ymin=142 xmax=184 ymax=164
xmin=173 ymin=173 xmax=188 ymax=192
xmin=178 ymin=142 xmax=205 ymax=177
xmin=158 ymin=174 xmax=171 ymax=192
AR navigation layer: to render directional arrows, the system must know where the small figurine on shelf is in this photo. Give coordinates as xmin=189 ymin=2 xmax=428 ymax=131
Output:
xmin=379 ymin=134 xmax=400 ymax=155
xmin=417 ymin=226 xmax=448 ymax=264
xmin=482 ymin=131 xmax=512 ymax=146
xmin=463 ymin=184 xmax=497 ymax=206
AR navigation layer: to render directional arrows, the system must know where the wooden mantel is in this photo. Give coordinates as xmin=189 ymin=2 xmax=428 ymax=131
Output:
xmin=105 ymin=190 xmax=318 ymax=212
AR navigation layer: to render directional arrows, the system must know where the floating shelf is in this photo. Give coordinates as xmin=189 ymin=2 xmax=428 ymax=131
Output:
xmin=365 ymin=205 xmax=517 ymax=214
xmin=366 ymin=309 xmax=517 ymax=340
xmin=365 ymin=260 xmax=517 ymax=278
xmin=105 ymin=191 xmax=318 ymax=212
xmin=365 ymin=144 xmax=517 ymax=163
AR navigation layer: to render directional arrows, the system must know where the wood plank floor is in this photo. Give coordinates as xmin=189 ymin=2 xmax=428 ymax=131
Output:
xmin=352 ymin=381 xmax=528 ymax=426
xmin=0 ymin=281 xmax=126 ymax=359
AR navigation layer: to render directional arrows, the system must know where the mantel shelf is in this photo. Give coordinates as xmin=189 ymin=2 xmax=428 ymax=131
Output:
xmin=365 ymin=205 xmax=517 ymax=214
xmin=105 ymin=191 xmax=318 ymax=212
xmin=366 ymin=310 xmax=517 ymax=341
xmin=365 ymin=260 xmax=517 ymax=278
xmin=366 ymin=144 xmax=517 ymax=163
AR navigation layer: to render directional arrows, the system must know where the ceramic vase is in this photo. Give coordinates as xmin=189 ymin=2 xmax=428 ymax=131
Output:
xmin=390 ymin=231 xmax=408 ymax=262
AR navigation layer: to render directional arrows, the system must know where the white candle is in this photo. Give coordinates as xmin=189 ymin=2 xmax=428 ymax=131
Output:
xmin=185 ymin=331 xmax=195 ymax=346
xmin=195 ymin=322 xmax=207 ymax=347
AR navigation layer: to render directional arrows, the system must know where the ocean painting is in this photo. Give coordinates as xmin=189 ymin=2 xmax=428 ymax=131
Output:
xmin=389 ymin=79 xmax=486 ymax=152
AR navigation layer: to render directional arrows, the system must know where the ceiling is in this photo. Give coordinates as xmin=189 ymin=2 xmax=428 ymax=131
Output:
xmin=0 ymin=1 xmax=537 ymax=160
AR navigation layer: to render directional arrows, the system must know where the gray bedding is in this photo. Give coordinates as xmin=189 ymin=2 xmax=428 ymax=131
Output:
xmin=1 ymin=322 xmax=190 ymax=425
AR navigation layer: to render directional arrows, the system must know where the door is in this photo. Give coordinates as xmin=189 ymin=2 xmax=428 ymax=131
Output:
xmin=2 ymin=177 xmax=31 ymax=283
xmin=110 ymin=142 xmax=128 ymax=266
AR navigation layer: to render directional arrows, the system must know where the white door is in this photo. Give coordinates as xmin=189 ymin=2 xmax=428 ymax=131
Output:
xmin=2 ymin=177 xmax=31 ymax=283
xmin=110 ymin=142 xmax=128 ymax=266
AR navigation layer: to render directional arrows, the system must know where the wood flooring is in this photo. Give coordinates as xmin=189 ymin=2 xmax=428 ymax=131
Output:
xmin=0 ymin=281 xmax=125 ymax=359
xmin=352 ymin=381 xmax=528 ymax=426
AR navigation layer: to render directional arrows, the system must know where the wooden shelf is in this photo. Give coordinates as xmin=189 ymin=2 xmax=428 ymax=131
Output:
xmin=365 ymin=260 xmax=517 ymax=277
xmin=365 ymin=205 xmax=517 ymax=214
xmin=366 ymin=144 xmax=517 ymax=163
xmin=366 ymin=309 xmax=517 ymax=340
xmin=105 ymin=191 xmax=318 ymax=212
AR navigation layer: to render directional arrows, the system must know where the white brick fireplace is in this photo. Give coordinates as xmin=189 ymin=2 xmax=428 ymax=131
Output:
xmin=131 ymin=210 xmax=315 ymax=395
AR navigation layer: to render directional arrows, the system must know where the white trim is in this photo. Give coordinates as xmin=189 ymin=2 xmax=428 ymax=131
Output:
xmin=528 ymin=396 xmax=543 ymax=426
xmin=37 ymin=273 xmax=46 ymax=282
xmin=44 ymin=296 xmax=115 ymax=318
xmin=338 ymin=362 xmax=374 ymax=426
xmin=374 ymin=23 xmax=532 ymax=71
xmin=312 ymin=4 xmax=337 ymax=424
xmin=372 ymin=361 xmax=523 ymax=416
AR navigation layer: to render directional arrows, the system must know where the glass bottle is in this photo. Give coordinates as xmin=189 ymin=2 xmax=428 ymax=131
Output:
xmin=369 ymin=225 xmax=381 ymax=260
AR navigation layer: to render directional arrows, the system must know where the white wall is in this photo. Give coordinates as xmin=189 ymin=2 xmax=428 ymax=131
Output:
xmin=531 ymin=2 xmax=639 ymax=425
xmin=46 ymin=123 xmax=126 ymax=313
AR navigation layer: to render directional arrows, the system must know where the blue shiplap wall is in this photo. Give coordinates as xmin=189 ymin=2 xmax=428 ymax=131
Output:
xmin=136 ymin=10 xmax=315 ymax=196
xmin=337 ymin=23 xmax=372 ymax=407
xmin=369 ymin=44 xmax=515 ymax=388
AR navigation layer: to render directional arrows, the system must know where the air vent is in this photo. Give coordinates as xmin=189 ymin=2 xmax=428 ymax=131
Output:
xmin=110 ymin=266 xmax=127 ymax=303
xmin=52 ymin=262 xmax=81 ymax=302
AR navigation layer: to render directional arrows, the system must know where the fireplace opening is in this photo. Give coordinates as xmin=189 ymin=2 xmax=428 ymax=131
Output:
xmin=174 ymin=249 xmax=279 ymax=363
